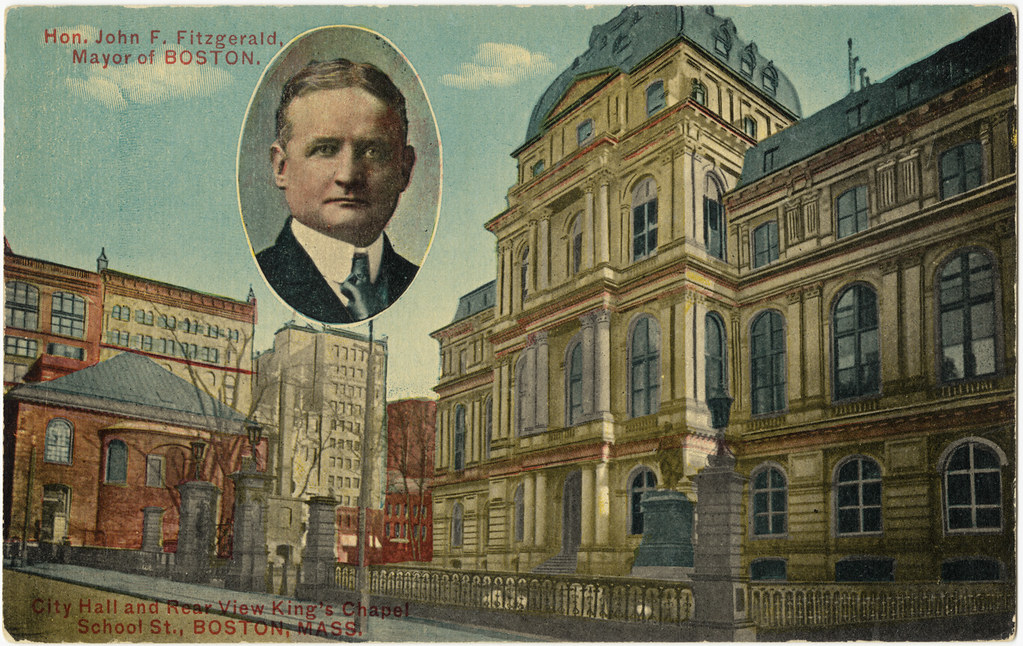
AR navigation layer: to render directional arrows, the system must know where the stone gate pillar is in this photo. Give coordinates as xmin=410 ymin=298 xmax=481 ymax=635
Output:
xmin=173 ymin=481 xmax=221 ymax=583
xmin=296 ymin=496 xmax=338 ymax=599
xmin=690 ymin=453 xmax=756 ymax=640
xmin=226 ymin=471 xmax=273 ymax=592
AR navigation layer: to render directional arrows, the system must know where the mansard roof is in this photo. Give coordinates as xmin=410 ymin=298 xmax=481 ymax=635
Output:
xmin=736 ymin=13 xmax=1016 ymax=189
xmin=451 ymin=281 xmax=496 ymax=324
xmin=521 ymin=5 xmax=802 ymax=150
xmin=8 ymin=351 xmax=250 ymax=431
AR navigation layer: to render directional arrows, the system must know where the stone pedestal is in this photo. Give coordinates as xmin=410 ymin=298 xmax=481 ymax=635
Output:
xmin=690 ymin=455 xmax=756 ymax=641
xmin=140 ymin=507 xmax=165 ymax=553
xmin=631 ymin=490 xmax=694 ymax=580
xmin=226 ymin=470 xmax=273 ymax=592
xmin=173 ymin=481 xmax=221 ymax=584
xmin=296 ymin=496 xmax=337 ymax=599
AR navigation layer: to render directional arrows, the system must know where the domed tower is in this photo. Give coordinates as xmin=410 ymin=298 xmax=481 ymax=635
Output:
xmin=433 ymin=6 xmax=801 ymax=575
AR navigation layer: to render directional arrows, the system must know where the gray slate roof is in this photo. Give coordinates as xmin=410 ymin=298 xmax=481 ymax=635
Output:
xmin=521 ymin=5 xmax=802 ymax=148
xmin=451 ymin=281 xmax=496 ymax=324
xmin=8 ymin=352 xmax=249 ymax=429
xmin=737 ymin=14 xmax=1016 ymax=189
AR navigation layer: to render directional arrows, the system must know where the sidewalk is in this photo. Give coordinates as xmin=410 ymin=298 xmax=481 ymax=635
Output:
xmin=3 ymin=562 xmax=535 ymax=642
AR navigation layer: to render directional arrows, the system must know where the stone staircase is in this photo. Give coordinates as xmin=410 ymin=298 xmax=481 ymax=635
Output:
xmin=532 ymin=550 xmax=578 ymax=574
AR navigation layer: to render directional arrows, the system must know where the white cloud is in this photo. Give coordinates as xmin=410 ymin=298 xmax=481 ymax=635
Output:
xmin=60 ymin=28 xmax=233 ymax=110
xmin=442 ymin=43 xmax=555 ymax=90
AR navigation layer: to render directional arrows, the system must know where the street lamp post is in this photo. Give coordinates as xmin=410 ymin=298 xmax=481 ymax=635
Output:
xmin=707 ymin=393 xmax=734 ymax=464
xmin=245 ymin=422 xmax=263 ymax=471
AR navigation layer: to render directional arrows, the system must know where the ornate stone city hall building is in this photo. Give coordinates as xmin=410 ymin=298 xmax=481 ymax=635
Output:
xmin=431 ymin=6 xmax=802 ymax=575
xmin=431 ymin=7 xmax=1015 ymax=582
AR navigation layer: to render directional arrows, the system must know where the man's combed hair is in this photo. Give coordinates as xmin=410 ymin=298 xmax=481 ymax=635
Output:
xmin=275 ymin=58 xmax=409 ymax=145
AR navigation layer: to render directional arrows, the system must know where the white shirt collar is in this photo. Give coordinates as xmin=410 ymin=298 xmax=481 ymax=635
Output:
xmin=290 ymin=218 xmax=384 ymax=303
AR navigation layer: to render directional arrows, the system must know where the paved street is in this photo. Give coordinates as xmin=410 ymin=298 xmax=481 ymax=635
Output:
xmin=3 ymin=562 xmax=534 ymax=642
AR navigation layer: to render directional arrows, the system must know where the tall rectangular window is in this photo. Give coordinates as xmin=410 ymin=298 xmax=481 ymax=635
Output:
xmin=704 ymin=197 xmax=726 ymax=260
xmin=5 ymin=282 xmax=39 ymax=330
xmin=940 ymin=142 xmax=982 ymax=199
xmin=146 ymin=455 xmax=165 ymax=487
xmin=51 ymin=292 xmax=86 ymax=338
xmin=836 ymin=186 xmax=869 ymax=238
xmin=752 ymin=221 xmax=780 ymax=268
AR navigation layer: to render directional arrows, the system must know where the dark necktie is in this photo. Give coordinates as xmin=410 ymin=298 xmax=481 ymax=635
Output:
xmin=339 ymin=253 xmax=388 ymax=320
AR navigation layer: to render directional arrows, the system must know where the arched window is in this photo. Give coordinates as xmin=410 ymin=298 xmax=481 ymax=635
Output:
xmin=940 ymin=141 xmax=983 ymax=199
xmin=628 ymin=467 xmax=657 ymax=535
xmin=51 ymin=292 xmax=86 ymax=338
xmin=943 ymin=441 xmax=1002 ymax=532
xmin=519 ymin=247 xmax=530 ymax=307
xmin=836 ymin=186 xmax=869 ymax=238
xmin=453 ymin=405 xmax=466 ymax=471
xmin=752 ymin=221 xmax=779 ymax=267
xmin=761 ymin=64 xmax=778 ymax=95
xmin=691 ymin=80 xmax=707 ymax=106
xmin=751 ymin=466 xmax=787 ymax=536
xmin=451 ymin=502 xmax=464 ymax=547
xmin=836 ymin=457 xmax=882 ymax=535
xmin=632 ymin=178 xmax=658 ymax=261
xmin=566 ymin=342 xmax=583 ymax=426
xmin=630 ymin=317 xmax=660 ymax=418
xmin=5 ymin=282 xmax=40 ymax=330
xmin=44 ymin=419 xmax=73 ymax=465
xmin=743 ymin=116 xmax=758 ymax=139
xmin=833 ymin=285 xmax=879 ymax=400
xmin=939 ymin=250 xmax=996 ymax=381
xmin=705 ymin=313 xmax=727 ymax=399
xmin=645 ymin=80 xmax=665 ymax=116
xmin=570 ymin=216 xmax=583 ymax=274
xmin=105 ymin=439 xmax=128 ymax=484
xmin=751 ymin=311 xmax=786 ymax=414
xmin=513 ymin=485 xmax=525 ymax=542
xmin=484 ymin=397 xmax=493 ymax=460
xmin=704 ymin=176 xmax=726 ymax=260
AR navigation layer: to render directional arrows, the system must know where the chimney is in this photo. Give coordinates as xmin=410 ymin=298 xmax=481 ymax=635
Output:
xmin=97 ymin=247 xmax=108 ymax=272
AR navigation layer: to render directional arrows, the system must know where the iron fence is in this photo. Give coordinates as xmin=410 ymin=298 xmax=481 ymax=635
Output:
xmin=336 ymin=564 xmax=692 ymax=624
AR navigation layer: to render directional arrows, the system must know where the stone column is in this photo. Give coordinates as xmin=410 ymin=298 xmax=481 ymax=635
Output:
xmin=597 ymin=179 xmax=610 ymax=265
xmin=802 ymin=284 xmax=824 ymax=405
xmin=594 ymin=460 xmax=610 ymax=546
xmin=594 ymin=309 xmax=612 ymax=419
xmin=539 ymin=216 xmax=550 ymax=290
xmin=580 ymin=313 xmax=596 ymax=418
xmin=785 ymin=291 xmax=804 ymax=405
xmin=140 ymin=507 xmax=164 ymax=553
xmin=880 ymin=260 xmax=902 ymax=387
xmin=523 ymin=474 xmax=535 ymax=546
xmin=498 ymin=361 xmax=510 ymax=440
xmin=583 ymin=189 xmax=595 ymax=269
xmin=580 ymin=467 xmax=594 ymax=547
xmin=535 ymin=332 xmax=549 ymax=430
xmin=173 ymin=480 xmax=221 ymax=584
xmin=534 ymin=472 xmax=547 ymax=548
xmin=690 ymin=455 xmax=756 ymax=640
xmin=227 ymin=470 xmax=273 ymax=592
xmin=296 ymin=496 xmax=338 ymax=599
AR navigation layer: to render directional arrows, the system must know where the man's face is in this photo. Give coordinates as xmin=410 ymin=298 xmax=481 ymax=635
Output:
xmin=271 ymin=87 xmax=415 ymax=247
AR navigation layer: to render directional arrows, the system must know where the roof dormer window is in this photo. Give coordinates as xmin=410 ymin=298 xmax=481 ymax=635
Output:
xmin=762 ymin=64 xmax=778 ymax=96
xmin=741 ymin=46 xmax=756 ymax=77
xmin=577 ymin=119 xmax=594 ymax=147
xmin=713 ymin=25 xmax=732 ymax=58
xmin=531 ymin=160 xmax=545 ymax=177
xmin=646 ymin=80 xmax=666 ymax=116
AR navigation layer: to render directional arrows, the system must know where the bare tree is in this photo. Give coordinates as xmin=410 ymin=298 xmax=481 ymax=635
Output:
xmin=385 ymin=402 xmax=433 ymax=561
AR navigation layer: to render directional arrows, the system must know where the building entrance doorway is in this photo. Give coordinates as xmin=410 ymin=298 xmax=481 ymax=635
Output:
xmin=41 ymin=484 xmax=70 ymax=543
xmin=562 ymin=471 xmax=581 ymax=552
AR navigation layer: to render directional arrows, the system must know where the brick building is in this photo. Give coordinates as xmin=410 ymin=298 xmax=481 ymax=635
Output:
xmin=4 ymin=352 xmax=263 ymax=552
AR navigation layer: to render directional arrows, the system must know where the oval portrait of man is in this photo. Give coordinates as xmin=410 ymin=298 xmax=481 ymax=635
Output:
xmin=238 ymin=26 xmax=440 ymax=325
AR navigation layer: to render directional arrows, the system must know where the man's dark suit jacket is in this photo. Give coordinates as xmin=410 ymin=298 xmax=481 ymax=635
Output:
xmin=256 ymin=218 xmax=418 ymax=324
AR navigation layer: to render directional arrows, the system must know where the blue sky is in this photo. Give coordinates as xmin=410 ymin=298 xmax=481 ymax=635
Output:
xmin=4 ymin=5 xmax=1011 ymax=399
